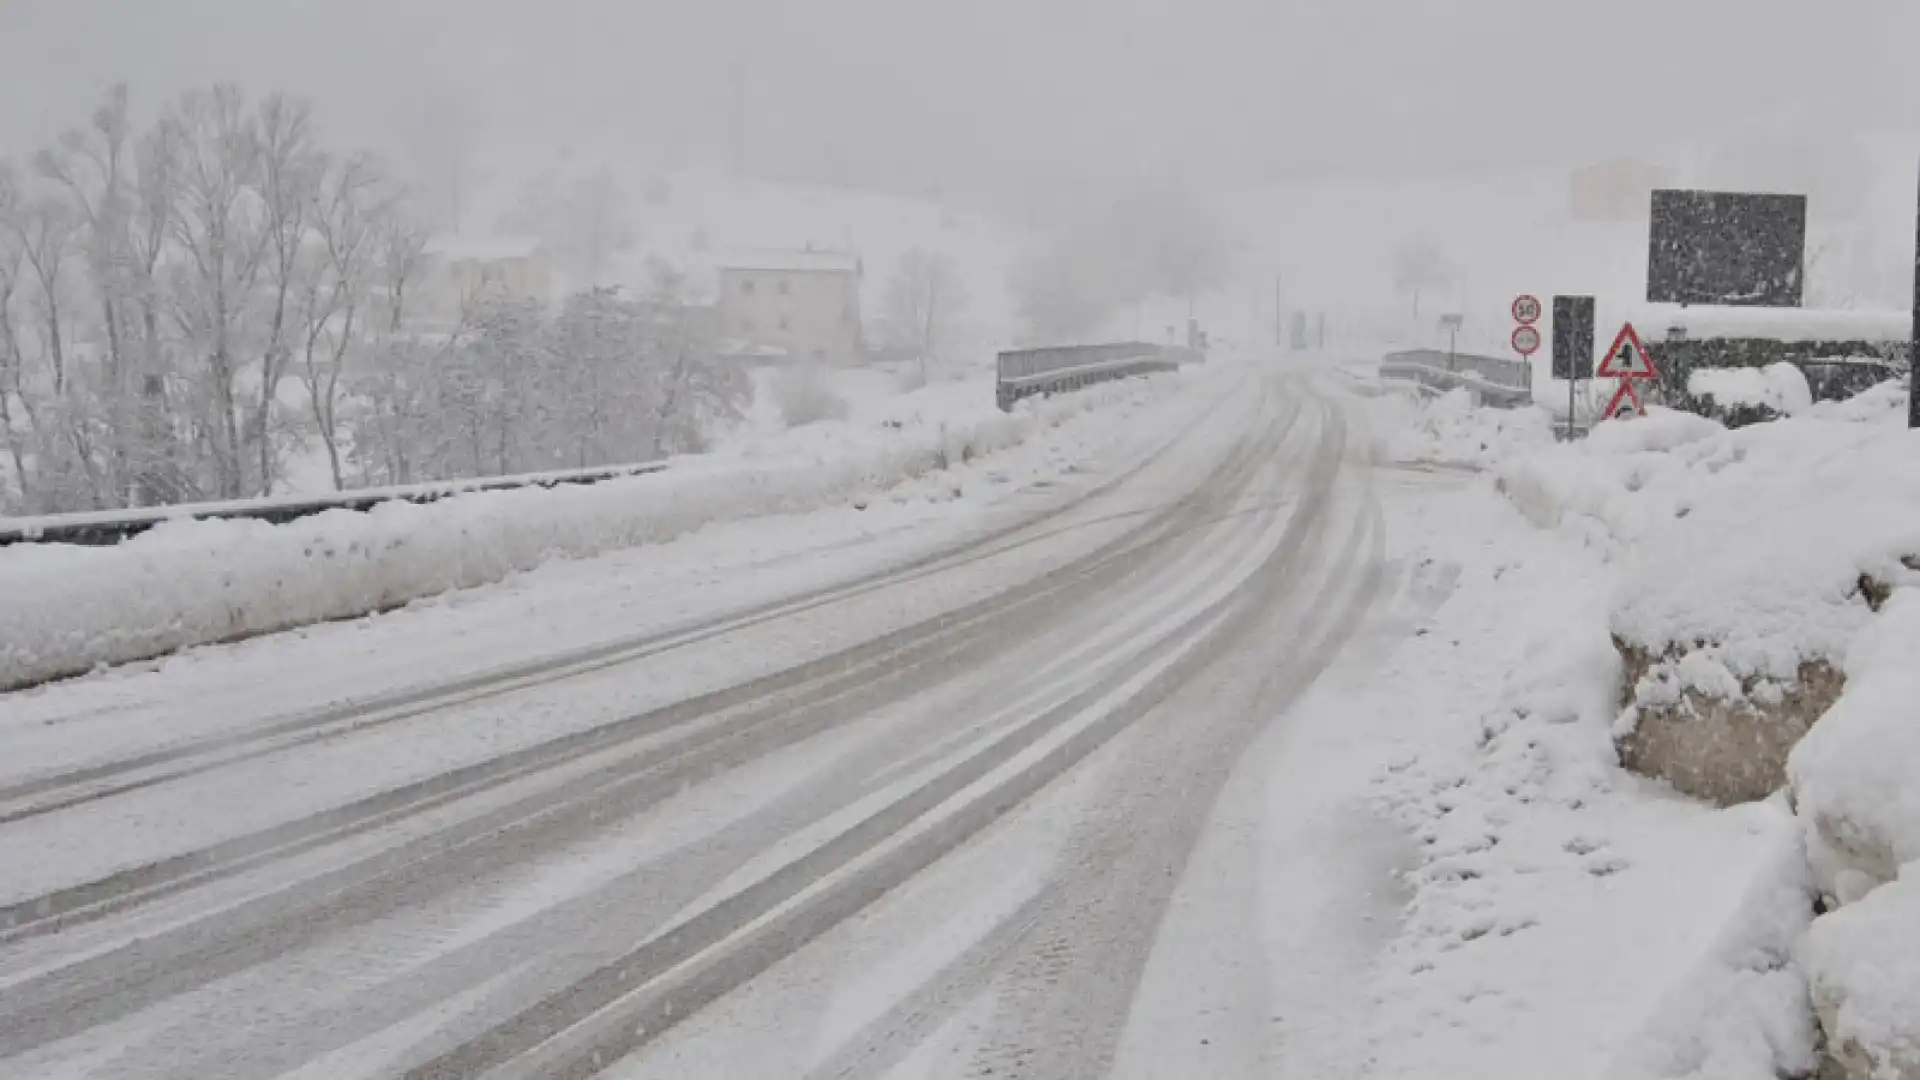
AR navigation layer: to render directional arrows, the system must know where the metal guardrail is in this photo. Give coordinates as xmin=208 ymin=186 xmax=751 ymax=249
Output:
xmin=1379 ymin=349 xmax=1534 ymax=408
xmin=995 ymin=342 xmax=1200 ymax=411
xmin=0 ymin=460 xmax=671 ymax=547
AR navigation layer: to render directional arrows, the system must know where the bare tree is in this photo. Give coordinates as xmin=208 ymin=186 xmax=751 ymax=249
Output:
xmin=249 ymin=94 xmax=323 ymax=495
xmin=166 ymin=84 xmax=268 ymax=498
xmin=0 ymin=167 xmax=36 ymax=510
xmin=296 ymin=154 xmax=384 ymax=490
xmin=35 ymin=86 xmax=140 ymax=500
xmin=881 ymin=248 xmax=970 ymax=385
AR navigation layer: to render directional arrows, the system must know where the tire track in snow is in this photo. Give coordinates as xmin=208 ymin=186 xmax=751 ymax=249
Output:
xmin=0 ymin=381 xmax=1292 ymax=1069
xmin=0 ymin=379 xmax=1235 ymax=827
xmin=393 ymin=390 xmax=1352 ymax=1080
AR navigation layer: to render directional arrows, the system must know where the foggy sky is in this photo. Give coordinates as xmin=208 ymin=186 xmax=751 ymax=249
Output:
xmin=3 ymin=0 xmax=1916 ymax=213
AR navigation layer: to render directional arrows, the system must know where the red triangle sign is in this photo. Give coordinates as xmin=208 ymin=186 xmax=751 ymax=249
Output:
xmin=1596 ymin=322 xmax=1657 ymax=379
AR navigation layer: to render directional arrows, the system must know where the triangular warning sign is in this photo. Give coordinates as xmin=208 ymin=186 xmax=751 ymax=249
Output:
xmin=1596 ymin=323 xmax=1657 ymax=379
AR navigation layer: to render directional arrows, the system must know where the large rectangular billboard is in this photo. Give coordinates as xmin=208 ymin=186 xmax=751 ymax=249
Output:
xmin=1646 ymin=189 xmax=1807 ymax=308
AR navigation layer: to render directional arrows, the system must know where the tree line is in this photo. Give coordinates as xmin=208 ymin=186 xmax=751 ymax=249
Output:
xmin=0 ymin=85 xmax=748 ymax=516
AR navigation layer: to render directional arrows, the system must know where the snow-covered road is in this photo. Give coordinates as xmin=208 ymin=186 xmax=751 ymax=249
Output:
xmin=0 ymin=365 xmax=1395 ymax=1080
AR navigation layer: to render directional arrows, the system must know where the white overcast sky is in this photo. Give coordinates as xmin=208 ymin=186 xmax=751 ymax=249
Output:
xmin=2 ymin=0 xmax=1916 ymax=211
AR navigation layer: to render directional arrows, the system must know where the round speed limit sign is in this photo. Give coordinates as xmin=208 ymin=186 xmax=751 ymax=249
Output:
xmin=1511 ymin=323 xmax=1542 ymax=357
xmin=1511 ymin=294 xmax=1542 ymax=325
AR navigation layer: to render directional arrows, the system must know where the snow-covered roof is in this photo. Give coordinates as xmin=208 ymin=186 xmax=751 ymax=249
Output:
xmin=718 ymin=249 xmax=860 ymax=275
xmin=422 ymin=233 xmax=545 ymax=261
xmin=1628 ymin=303 xmax=1911 ymax=343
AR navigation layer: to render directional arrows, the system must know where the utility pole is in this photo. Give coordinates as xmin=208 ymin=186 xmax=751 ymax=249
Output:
xmin=1910 ymin=160 xmax=1919 ymax=428
xmin=1274 ymin=273 xmax=1283 ymax=347
xmin=731 ymin=53 xmax=747 ymax=179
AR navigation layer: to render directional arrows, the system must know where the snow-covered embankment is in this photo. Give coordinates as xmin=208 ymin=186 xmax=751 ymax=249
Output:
xmin=0 ymin=372 xmax=1198 ymax=691
xmin=1489 ymin=380 xmax=1920 ymax=1079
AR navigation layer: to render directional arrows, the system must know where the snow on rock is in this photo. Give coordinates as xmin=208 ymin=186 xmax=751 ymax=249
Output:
xmin=0 ymin=372 xmax=1197 ymax=690
xmin=1687 ymin=363 xmax=1813 ymax=417
xmin=1600 ymin=815 xmax=1820 ymax=1080
xmin=1608 ymin=420 xmax=1920 ymax=803
xmin=1799 ymin=870 xmax=1920 ymax=1080
xmin=1789 ymin=589 xmax=1920 ymax=906
xmin=1486 ymin=395 xmax=1920 ymax=803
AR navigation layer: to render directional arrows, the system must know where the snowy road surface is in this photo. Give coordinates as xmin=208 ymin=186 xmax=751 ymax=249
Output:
xmin=0 ymin=367 xmax=1391 ymax=1080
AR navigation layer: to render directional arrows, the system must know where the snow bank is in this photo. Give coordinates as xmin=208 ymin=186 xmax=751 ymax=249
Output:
xmin=1493 ymin=406 xmax=1920 ymax=703
xmin=1601 ymin=817 xmax=1819 ymax=1080
xmin=0 ymin=372 xmax=1194 ymax=690
xmin=1479 ymin=384 xmax=1920 ymax=1077
xmin=1687 ymin=363 xmax=1813 ymax=417
xmin=1359 ymin=481 xmax=1789 ymax=1079
xmin=1789 ymin=589 xmax=1920 ymax=904
xmin=1365 ymin=386 xmax=1555 ymax=469
xmin=1613 ymin=422 xmax=1920 ymax=701
xmin=1799 ymin=871 xmax=1920 ymax=1080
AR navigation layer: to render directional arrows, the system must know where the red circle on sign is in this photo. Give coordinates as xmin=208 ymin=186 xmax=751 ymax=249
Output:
xmin=1511 ymin=324 xmax=1542 ymax=357
xmin=1512 ymin=295 xmax=1542 ymax=325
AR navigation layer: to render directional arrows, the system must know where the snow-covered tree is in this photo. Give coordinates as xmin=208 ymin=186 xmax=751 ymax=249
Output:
xmin=881 ymin=248 xmax=970 ymax=384
xmin=495 ymin=162 xmax=637 ymax=286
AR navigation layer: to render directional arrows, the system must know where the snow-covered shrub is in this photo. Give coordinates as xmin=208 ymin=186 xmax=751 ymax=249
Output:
xmin=1686 ymin=362 xmax=1813 ymax=428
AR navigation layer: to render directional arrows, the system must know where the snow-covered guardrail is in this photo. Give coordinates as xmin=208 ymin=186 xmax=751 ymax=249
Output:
xmin=995 ymin=342 xmax=1200 ymax=411
xmin=1379 ymin=349 xmax=1534 ymax=408
xmin=0 ymin=460 xmax=670 ymax=548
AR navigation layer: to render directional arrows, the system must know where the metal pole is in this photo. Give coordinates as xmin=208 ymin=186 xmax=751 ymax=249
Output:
xmin=1274 ymin=274 xmax=1283 ymax=347
xmin=1568 ymin=370 xmax=1576 ymax=441
xmin=1910 ymin=160 xmax=1919 ymax=429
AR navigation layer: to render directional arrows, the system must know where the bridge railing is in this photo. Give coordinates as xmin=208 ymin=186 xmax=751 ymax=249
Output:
xmin=1379 ymin=349 xmax=1534 ymax=408
xmin=996 ymin=342 xmax=1201 ymax=411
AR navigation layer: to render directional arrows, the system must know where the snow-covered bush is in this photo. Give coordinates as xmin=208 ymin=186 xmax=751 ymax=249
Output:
xmin=1686 ymin=362 xmax=1814 ymax=426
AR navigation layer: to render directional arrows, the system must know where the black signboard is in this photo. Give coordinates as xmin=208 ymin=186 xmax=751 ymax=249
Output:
xmin=1552 ymin=295 xmax=1595 ymax=380
xmin=1647 ymin=189 xmax=1806 ymax=308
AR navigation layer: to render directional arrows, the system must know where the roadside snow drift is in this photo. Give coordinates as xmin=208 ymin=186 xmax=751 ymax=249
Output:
xmin=0 ymin=373 xmax=1194 ymax=690
xmin=1479 ymin=382 xmax=1920 ymax=1078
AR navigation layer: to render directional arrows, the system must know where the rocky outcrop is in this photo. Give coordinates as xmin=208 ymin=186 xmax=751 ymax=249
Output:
xmin=1614 ymin=641 xmax=1844 ymax=807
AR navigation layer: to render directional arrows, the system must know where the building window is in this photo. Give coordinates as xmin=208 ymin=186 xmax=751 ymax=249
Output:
xmin=740 ymin=278 xmax=755 ymax=295
xmin=779 ymin=317 xmax=790 ymax=332
xmin=777 ymin=280 xmax=790 ymax=296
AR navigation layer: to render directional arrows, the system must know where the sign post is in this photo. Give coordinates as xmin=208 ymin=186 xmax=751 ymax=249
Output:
xmin=1552 ymin=296 xmax=1596 ymax=440
xmin=1597 ymin=322 xmax=1659 ymax=421
xmin=1440 ymin=313 xmax=1464 ymax=370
